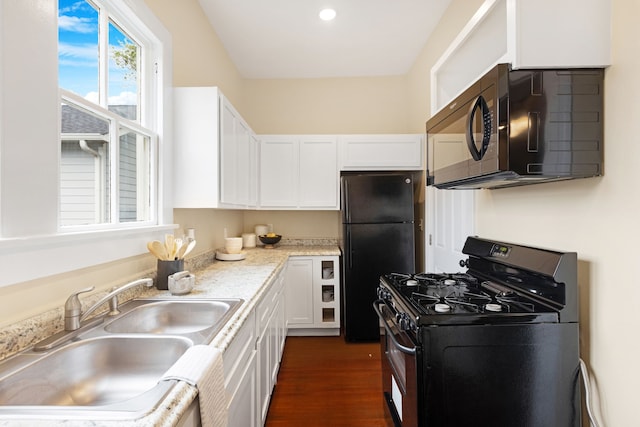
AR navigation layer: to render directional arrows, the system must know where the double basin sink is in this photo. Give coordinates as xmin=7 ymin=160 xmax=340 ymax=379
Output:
xmin=0 ymin=297 xmax=243 ymax=420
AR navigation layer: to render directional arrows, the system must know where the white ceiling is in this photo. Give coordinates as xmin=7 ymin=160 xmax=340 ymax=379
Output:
xmin=197 ymin=0 xmax=452 ymax=79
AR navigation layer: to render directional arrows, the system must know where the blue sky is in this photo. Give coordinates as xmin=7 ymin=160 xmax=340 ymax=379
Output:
xmin=58 ymin=0 xmax=137 ymax=105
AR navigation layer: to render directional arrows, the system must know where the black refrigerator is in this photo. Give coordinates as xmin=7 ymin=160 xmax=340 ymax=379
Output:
xmin=340 ymin=172 xmax=422 ymax=341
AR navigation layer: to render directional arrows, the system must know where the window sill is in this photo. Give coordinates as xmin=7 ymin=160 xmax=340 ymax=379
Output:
xmin=0 ymin=224 xmax=178 ymax=288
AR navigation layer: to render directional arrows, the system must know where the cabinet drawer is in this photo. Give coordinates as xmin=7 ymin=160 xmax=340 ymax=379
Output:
xmin=256 ymin=271 xmax=284 ymax=333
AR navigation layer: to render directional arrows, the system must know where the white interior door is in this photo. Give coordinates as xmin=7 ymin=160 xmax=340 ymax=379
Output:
xmin=425 ymin=186 xmax=475 ymax=273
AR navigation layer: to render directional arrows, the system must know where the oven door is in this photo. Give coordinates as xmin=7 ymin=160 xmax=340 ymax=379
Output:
xmin=373 ymin=299 xmax=419 ymax=427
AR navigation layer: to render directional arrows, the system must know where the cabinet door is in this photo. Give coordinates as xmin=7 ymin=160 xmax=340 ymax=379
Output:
xmin=299 ymin=137 xmax=338 ymax=209
xmin=173 ymin=87 xmax=221 ymax=208
xmin=248 ymin=133 xmax=259 ymax=208
xmin=259 ymin=137 xmax=298 ymax=207
xmin=227 ymin=350 xmax=257 ymax=427
xmin=235 ymin=119 xmax=251 ymax=206
xmin=285 ymin=258 xmax=314 ymax=325
xmin=339 ymin=135 xmax=424 ymax=170
xmin=256 ymin=327 xmax=270 ymax=425
xmin=277 ymin=289 xmax=286 ymax=356
xmin=220 ymin=94 xmax=254 ymax=208
xmin=219 ymin=96 xmax=238 ymax=206
xmin=268 ymin=299 xmax=280 ymax=391
xmin=312 ymin=256 xmax=340 ymax=329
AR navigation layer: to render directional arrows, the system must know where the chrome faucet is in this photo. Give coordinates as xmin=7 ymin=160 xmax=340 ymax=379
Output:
xmin=64 ymin=278 xmax=153 ymax=331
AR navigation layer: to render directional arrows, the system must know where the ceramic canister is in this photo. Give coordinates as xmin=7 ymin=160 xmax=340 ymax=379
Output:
xmin=242 ymin=233 xmax=257 ymax=248
xmin=254 ymin=224 xmax=268 ymax=245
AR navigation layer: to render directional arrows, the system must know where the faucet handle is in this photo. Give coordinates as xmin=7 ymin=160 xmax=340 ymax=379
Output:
xmin=64 ymin=286 xmax=94 ymax=331
xmin=64 ymin=286 xmax=95 ymax=317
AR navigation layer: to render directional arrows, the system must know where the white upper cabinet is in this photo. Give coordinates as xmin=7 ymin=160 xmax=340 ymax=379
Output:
xmin=173 ymin=87 xmax=257 ymax=209
xmin=173 ymin=87 xmax=221 ymax=208
xmin=175 ymin=88 xmax=422 ymax=210
xmin=259 ymin=136 xmax=298 ymax=208
xmin=299 ymin=137 xmax=339 ymax=208
xmin=220 ymin=96 xmax=238 ymax=206
xmin=220 ymin=94 xmax=256 ymax=208
xmin=431 ymin=0 xmax=611 ymax=112
xmin=259 ymin=135 xmax=339 ymax=210
xmin=339 ymin=134 xmax=424 ymax=171
xmin=248 ymin=133 xmax=260 ymax=209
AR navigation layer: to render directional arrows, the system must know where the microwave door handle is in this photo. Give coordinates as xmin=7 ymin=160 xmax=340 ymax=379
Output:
xmin=466 ymin=95 xmax=491 ymax=161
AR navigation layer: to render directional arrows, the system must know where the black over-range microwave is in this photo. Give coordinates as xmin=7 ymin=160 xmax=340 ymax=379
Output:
xmin=426 ymin=63 xmax=604 ymax=189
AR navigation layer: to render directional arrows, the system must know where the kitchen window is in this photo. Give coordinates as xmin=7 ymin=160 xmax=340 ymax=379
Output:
xmin=0 ymin=0 xmax=173 ymax=288
xmin=58 ymin=0 xmax=157 ymax=229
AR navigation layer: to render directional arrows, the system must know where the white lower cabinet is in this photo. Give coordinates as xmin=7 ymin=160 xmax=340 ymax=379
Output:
xmin=286 ymin=256 xmax=340 ymax=336
xmin=284 ymin=258 xmax=314 ymax=325
xmin=256 ymin=268 xmax=286 ymax=425
xmin=229 ymin=352 xmax=257 ymax=427
xmin=224 ymin=310 xmax=257 ymax=427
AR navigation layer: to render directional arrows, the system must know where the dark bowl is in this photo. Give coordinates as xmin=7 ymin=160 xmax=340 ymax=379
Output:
xmin=258 ymin=234 xmax=282 ymax=245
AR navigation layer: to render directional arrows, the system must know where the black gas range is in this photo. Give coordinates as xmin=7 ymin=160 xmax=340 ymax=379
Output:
xmin=374 ymin=236 xmax=581 ymax=427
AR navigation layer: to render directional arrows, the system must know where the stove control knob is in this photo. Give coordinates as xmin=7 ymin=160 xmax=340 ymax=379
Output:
xmin=397 ymin=313 xmax=413 ymax=331
xmin=378 ymin=287 xmax=392 ymax=300
xmin=459 ymin=259 xmax=469 ymax=268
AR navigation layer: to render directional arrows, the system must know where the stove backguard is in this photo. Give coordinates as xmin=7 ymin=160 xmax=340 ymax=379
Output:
xmin=462 ymin=236 xmax=578 ymax=322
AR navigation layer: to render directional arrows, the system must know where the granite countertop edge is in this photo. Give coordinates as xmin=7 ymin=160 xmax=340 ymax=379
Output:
xmin=0 ymin=244 xmax=340 ymax=426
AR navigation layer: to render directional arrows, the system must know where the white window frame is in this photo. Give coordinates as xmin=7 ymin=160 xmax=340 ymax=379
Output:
xmin=0 ymin=0 xmax=175 ymax=288
xmin=60 ymin=89 xmax=159 ymax=231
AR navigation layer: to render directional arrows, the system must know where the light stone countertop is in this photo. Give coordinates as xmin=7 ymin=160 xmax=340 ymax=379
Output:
xmin=0 ymin=244 xmax=340 ymax=427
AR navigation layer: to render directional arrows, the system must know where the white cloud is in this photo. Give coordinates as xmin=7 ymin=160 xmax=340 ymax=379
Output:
xmin=59 ymin=1 xmax=89 ymax=15
xmin=58 ymin=41 xmax=96 ymax=61
xmin=58 ymin=15 xmax=95 ymax=34
xmin=84 ymin=91 xmax=137 ymax=106
xmin=84 ymin=92 xmax=99 ymax=104
xmin=108 ymin=91 xmax=137 ymax=105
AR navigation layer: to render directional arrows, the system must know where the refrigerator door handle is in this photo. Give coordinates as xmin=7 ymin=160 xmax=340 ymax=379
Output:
xmin=347 ymin=227 xmax=353 ymax=269
xmin=343 ymin=180 xmax=350 ymax=223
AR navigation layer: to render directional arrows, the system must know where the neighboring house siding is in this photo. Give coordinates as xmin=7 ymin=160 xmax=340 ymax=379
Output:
xmin=60 ymin=141 xmax=101 ymax=226
xmin=60 ymin=104 xmax=139 ymax=226
xmin=119 ymin=134 xmax=138 ymax=222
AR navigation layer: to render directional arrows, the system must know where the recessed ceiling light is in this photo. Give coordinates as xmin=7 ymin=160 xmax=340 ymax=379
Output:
xmin=319 ymin=8 xmax=337 ymax=21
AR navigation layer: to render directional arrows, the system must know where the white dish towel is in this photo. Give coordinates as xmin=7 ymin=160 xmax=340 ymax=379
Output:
xmin=161 ymin=344 xmax=228 ymax=427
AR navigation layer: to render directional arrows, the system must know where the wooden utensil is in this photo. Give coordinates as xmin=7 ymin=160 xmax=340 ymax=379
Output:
xmin=165 ymin=234 xmax=176 ymax=260
xmin=147 ymin=240 xmax=168 ymax=260
xmin=180 ymin=240 xmax=196 ymax=259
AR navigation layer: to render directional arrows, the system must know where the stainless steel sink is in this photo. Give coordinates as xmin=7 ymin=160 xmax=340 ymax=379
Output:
xmin=0 ymin=336 xmax=189 ymax=406
xmin=0 ymin=297 xmax=244 ymax=420
xmin=104 ymin=299 xmax=242 ymax=343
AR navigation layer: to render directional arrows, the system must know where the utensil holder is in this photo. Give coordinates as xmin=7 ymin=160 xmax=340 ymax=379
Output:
xmin=156 ymin=259 xmax=184 ymax=290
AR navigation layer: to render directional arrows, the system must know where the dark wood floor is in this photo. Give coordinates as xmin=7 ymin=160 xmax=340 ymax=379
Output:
xmin=265 ymin=334 xmax=389 ymax=427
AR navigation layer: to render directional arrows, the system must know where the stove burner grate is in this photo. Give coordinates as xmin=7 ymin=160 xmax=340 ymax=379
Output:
xmin=383 ymin=272 xmax=544 ymax=316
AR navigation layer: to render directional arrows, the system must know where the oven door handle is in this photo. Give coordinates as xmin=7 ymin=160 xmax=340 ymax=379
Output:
xmin=373 ymin=299 xmax=417 ymax=355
